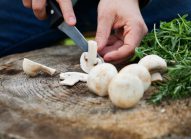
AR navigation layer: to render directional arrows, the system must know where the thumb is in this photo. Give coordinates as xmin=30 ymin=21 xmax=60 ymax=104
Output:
xmin=57 ymin=0 xmax=76 ymax=26
xmin=95 ymin=12 xmax=114 ymax=51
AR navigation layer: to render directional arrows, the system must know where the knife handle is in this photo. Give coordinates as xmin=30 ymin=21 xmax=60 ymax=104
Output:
xmin=47 ymin=0 xmax=63 ymax=27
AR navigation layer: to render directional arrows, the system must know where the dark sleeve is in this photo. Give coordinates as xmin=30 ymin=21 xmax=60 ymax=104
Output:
xmin=139 ymin=0 xmax=150 ymax=8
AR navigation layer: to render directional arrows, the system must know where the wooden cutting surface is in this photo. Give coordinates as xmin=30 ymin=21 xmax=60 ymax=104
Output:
xmin=0 ymin=45 xmax=191 ymax=139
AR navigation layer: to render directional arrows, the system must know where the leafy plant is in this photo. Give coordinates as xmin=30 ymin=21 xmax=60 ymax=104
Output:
xmin=134 ymin=15 xmax=191 ymax=104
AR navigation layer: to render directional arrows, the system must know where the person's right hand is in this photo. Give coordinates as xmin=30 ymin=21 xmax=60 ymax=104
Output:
xmin=22 ymin=0 xmax=76 ymax=26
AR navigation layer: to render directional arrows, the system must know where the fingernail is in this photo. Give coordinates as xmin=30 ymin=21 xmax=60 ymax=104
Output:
xmin=68 ymin=17 xmax=76 ymax=25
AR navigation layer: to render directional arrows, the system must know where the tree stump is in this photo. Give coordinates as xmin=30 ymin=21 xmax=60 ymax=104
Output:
xmin=0 ymin=45 xmax=191 ymax=139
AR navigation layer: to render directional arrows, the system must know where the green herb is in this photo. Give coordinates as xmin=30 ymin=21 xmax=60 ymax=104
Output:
xmin=133 ymin=15 xmax=191 ymax=104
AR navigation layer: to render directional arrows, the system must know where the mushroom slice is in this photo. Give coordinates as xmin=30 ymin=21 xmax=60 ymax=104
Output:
xmin=108 ymin=73 xmax=144 ymax=109
xmin=119 ymin=64 xmax=151 ymax=91
xmin=80 ymin=40 xmax=103 ymax=73
xmin=87 ymin=63 xmax=118 ymax=96
xmin=60 ymin=78 xmax=80 ymax=86
xmin=60 ymin=72 xmax=88 ymax=86
xmin=151 ymin=72 xmax=163 ymax=82
xmin=23 ymin=58 xmax=56 ymax=77
xmin=138 ymin=54 xmax=167 ymax=73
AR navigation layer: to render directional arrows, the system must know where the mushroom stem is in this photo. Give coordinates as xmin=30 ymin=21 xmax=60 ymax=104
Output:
xmin=80 ymin=40 xmax=104 ymax=73
xmin=87 ymin=40 xmax=98 ymax=66
xmin=151 ymin=72 xmax=163 ymax=82
xmin=40 ymin=65 xmax=56 ymax=76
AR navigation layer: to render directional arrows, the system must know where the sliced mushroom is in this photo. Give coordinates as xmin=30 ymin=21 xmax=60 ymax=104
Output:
xmin=80 ymin=40 xmax=103 ymax=73
xmin=119 ymin=64 xmax=151 ymax=91
xmin=23 ymin=58 xmax=56 ymax=77
xmin=60 ymin=78 xmax=80 ymax=86
xmin=60 ymin=72 xmax=88 ymax=86
xmin=138 ymin=55 xmax=167 ymax=81
xmin=108 ymin=73 xmax=144 ymax=109
xmin=87 ymin=63 xmax=118 ymax=96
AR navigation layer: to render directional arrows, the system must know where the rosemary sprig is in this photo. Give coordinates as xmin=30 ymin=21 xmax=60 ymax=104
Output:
xmin=134 ymin=15 xmax=191 ymax=104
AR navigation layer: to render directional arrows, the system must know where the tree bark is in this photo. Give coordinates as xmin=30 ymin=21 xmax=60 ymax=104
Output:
xmin=0 ymin=45 xmax=191 ymax=139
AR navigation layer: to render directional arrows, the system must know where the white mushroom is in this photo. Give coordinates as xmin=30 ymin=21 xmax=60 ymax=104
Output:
xmin=23 ymin=58 xmax=56 ymax=77
xmin=108 ymin=73 xmax=144 ymax=109
xmin=87 ymin=63 xmax=118 ymax=96
xmin=119 ymin=64 xmax=151 ymax=91
xmin=80 ymin=40 xmax=103 ymax=73
xmin=138 ymin=54 xmax=167 ymax=81
xmin=60 ymin=72 xmax=88 ymax=86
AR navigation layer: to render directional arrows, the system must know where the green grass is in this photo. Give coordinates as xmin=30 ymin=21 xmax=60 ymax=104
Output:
xmin=133 ymin=15 xmax=191 ymax=104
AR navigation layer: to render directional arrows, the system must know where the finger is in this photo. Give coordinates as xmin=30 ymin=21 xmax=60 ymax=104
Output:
xmin=104 ymin=21 xmax=147 ymax=62
xmin=99 ymin=40 xmax=123 ymax=56
xmin=96 ymin=8 xmax=115 ymax=51
xmin=103 ymin=44 xmax=134 ymax=62
xmin=32 ymin=0 xmax=47 ymax=20
xmin=22 ymin=0 xmax=32 ymax=8
xmin=57 ymin=0 xmax=76 ymax=26
xmin=106 ymin=35 xmax=119 ymax=46
xmin=110 ymin=56 xmax=132 ymax=65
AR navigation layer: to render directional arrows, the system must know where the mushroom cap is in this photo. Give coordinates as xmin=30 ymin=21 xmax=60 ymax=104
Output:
xmin=138 ymin=55 xmax=167 ymax=73
xmin=23 ymin=58 xmax=42 ymax=77
xmin=108 ymin=73 xmax=144 ymax=109
xmin=87 ymin=63 xmax=118 ymax=96
xmin=119 ymin=64 xmax=151 ymax=91
xmin=80 ymin=52 xmax=103 ymax=73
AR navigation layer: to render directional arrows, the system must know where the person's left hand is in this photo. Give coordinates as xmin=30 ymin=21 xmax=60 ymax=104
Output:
xmin=96 ymin=0 xmax=148 ymax=64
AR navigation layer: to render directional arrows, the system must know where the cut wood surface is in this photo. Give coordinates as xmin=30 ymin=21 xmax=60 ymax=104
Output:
xmin=0 ymin=45 xmax=191 ymax=139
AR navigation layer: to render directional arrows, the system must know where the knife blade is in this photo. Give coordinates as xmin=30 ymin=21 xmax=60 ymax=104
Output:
xmin=58 ymin=22 xmax=88 ymax=52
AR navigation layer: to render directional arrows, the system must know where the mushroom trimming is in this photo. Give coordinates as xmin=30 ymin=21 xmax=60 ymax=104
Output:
xmin=119 ymin=64 xmax=151 ymax=91
xmin=80 ymin=40 xmax=104 ymax=73
xmin=108 ymin=73 xmax=144 ymax=109
xmin=138 ymin=54 xmax=167 ymax=82
xmin=87 ymin=63 xmax=118 ymax=96
xmin=60 ymin=72 xmax=88 ymax=86
xmin=23 ymin=58 xmax=56 ymax=77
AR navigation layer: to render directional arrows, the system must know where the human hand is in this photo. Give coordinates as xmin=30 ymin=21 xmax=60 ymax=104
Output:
xmin=96 ymin=0 xmax=148 ymax=63
xmin=22 ymin=0 xmax=76 ymax=26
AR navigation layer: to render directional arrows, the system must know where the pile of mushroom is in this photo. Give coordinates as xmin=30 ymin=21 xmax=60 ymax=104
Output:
xmin=87 ymin=54 xmax=167 ymax=109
